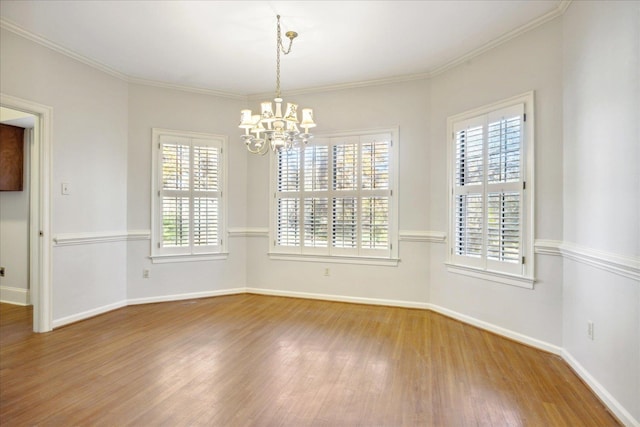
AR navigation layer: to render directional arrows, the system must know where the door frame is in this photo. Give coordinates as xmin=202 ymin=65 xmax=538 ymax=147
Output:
xmin=1 ymin=93 xmax=53 ymax=332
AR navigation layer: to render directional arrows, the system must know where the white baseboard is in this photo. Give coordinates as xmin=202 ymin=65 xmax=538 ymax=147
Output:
xmin=52 ymin=300 xmax=127 ymax=328
xmin=127 ymin=288 xmax=246 ymax=305
xmin=245 ymin=287 xmax=430 ymax=310
xmin=427 ymin=303 xmax=563 ymax=355
xmin=0 ymin=286 xmax=30 ymax=306
xmin=561 ymin=349 xmax=639 ymax=427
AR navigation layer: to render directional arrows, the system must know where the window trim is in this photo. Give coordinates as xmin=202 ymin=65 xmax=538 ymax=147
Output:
xmin=150 ymin=128 xmax=228 ymax=263
xmin=269 ymin=127 xmax=399 ymax=264
xmin=446 ymin=92 xmax=535 ymax=288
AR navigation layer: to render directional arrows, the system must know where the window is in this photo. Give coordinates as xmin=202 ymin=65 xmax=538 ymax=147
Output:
xmin=151 ymin=129 xmax=227 ymax=262
xmin=271 ymin=128 xmax=398 ymax=263
xmin=447 ymin=93 xmax=534 ymax=288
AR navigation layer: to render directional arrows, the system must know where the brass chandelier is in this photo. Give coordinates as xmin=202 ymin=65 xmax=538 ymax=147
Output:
xmin=239 ymin=15 xmax=316 ymax=154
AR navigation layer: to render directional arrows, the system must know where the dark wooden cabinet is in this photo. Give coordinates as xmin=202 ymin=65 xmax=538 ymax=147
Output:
xmin=0 ymin=123 xmax=25 ymax=191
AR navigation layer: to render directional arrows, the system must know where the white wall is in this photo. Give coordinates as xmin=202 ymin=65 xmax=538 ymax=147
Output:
xmin=125 ymin=84 xmax=248 ymax=300
xmin=562 ymin=1 xmax=640 ymax=423
xmin=0 ymin=128 xmax=30 ymax=304
xmin=0 ymin=28 xmax=129 ymax=320
xmin=428 ymin=15 xmax=565 ymax=346
xmin=245 ymin=79 xmax=432 ymax=305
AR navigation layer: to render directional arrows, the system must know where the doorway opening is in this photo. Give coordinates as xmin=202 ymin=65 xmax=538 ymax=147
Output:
xmin=0 ymin=94 xmax=52 ymax=333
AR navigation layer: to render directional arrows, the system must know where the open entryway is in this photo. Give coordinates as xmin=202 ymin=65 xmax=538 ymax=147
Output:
xmin=0 ymin=95 xmax=52 ymax=333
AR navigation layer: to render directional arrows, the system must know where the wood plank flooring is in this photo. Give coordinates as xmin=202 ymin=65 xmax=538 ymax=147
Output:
xmin=0 ymin=295 xmax=620 ymax=426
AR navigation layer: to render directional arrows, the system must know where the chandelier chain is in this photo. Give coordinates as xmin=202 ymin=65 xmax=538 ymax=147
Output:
xmin=276 ymin=15 xmax=294 ymax=99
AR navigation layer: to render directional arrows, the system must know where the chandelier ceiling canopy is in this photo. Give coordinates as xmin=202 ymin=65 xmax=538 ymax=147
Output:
xmin=239 ymin=15 xmax=316 ymax=155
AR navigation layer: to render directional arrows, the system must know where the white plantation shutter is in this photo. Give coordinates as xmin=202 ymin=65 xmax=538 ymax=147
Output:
xmin=272 ymin=130 xmax=397 ymax=259
xmin=153 ymin=130 xmax=225 ymax=258
xmin=450 ymin=102 xmax=526 ymax=277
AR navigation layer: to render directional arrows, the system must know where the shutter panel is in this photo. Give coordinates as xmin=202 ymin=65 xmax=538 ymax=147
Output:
xmin=304 ymin=197 xmax=328 ymax=247
xmin=193 ymin=144 xmax=219 ymax=191
xmin=304 ymin=145 xmax=329 ymax=191
xmin=488 ymin=114 xmax=521 ymax=183
xmin=487 ymin=192 xmax=520 ymax=262
xmin=278 ymin=148 xmax=300 ymax=192
xmin=277 ymin=198 xmax=300 ymax=246
xmin=455 ymin=125 xmax=483 ymax=187
xmin=362 ymin=140 xmax=390 ymax=190
xmin=332 ymin=197 xmax=358 ymax=248
xmin=162 ymin=143 xmax=190 ymax=190
xmin=333 ymin=143 xmax=358 ymax=190
xmin=361 ymin=196 xmax=389 ymax=249
xmin=162 ymin=196 xmax=190 ymax=247
xmin=193 ymin=197 xmax=218 ymax=246
xmin=455 ymin=193 xmax=483 ymax=257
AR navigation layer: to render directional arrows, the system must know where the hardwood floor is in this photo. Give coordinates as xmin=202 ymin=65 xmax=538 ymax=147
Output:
xmin=0 ymin=295 xmax=620 ymax=426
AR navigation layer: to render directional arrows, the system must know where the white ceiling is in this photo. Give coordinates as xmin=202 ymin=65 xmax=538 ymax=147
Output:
xmin=0 ymin=0 xmax=566 ymax=96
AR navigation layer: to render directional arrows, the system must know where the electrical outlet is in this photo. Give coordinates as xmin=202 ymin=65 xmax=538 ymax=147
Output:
xmin=324 ymin=268 xmax=330 ymax=277
xmin=143 ymin=269 xmax=150 ymax=279
xmin=587 ymin=321 xmax=594 ymax=340
xmin=61 ymin=182 xmax=71 ymax=195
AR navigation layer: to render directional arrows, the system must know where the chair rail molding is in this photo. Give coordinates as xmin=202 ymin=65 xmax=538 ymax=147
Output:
xmin=535 ymin=239 xmax=639 ymax=281
xmin=54 ymin=230 xmax=151 ymax=246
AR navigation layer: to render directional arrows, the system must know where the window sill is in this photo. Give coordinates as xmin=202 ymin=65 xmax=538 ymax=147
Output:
xmin=269 ymin=252 xmax=399 ymax=267
xmin=150 ymin=252 xmax=229 ymax=264
xmin=445 ymin=263 xmax=535 ymax=289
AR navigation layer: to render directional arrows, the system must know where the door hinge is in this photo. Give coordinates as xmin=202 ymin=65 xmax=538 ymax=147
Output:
xmin=522 ymin=256 xmax=525 ymax=264
xmin=523 ymin=113 xmax=527 ymax=122
xmin=523 ymin=181 xmax=526 ymax=190
xmin=158 ymin=190 xmax=161 ymax=197
xmin=157 ymin=243 xmax=161 ymax=249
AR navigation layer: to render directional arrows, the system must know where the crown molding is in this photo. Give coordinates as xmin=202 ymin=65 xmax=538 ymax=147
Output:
xmin=127 ymin=76 xmax=247 ymax=100
xmin=0 ymin=18 xmax=129 ymax=82
xmin=2 ymin=1 xmax=573 ymax=99
xmin=0 ymin=17 xmax=247 ymax=101
xmin=428 ymin=0 xmax=572 ymax=78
